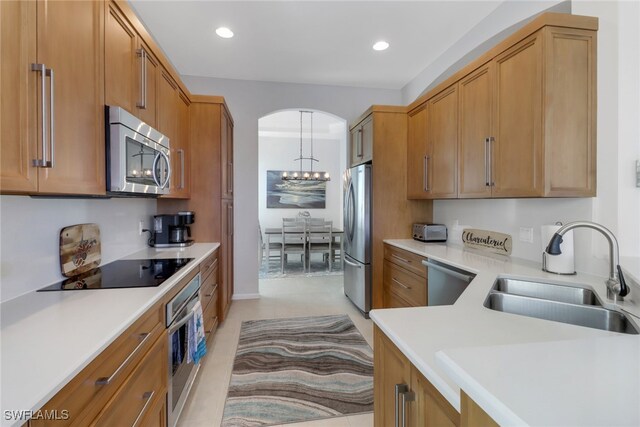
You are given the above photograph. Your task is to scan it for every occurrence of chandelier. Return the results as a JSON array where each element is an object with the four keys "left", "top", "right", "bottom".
[{"left": 281, "top": 110, "right": 330, "bottom": 181}]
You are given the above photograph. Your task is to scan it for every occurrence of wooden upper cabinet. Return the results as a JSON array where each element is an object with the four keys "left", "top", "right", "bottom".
[
  {"left": 492, "top": 32, "right": 544, "bottom": 197},
  {"left": 2, "top": 0, "right": 105, "bottom": 195},
  {"left": 407, "top": 104, "right": 428, "bottom": 199},
  {"left": 36, "top": 0, "right": 106, "bottom": 195},
  {"left": 136, "top": 39, "right": 159, "bottom": 128},
  {"left": 105, "top": 2, "right": 158, "bottom": 127},
  {"left": 0, "top": 0, "right": 38, "bottom": 193},
  {"left": 105, "top": 2, "right": 136, "bottom": 113},
  {"left": 458, "top": 64, "right": 493, "bottom": 198},
  {"left": 166, "top": 92, "right": 190, "bottom": 198},
  {"left": 349, "top": 115, "right": 373, "bottom": 167},
  {"left": 426, "top": 85, "right": 458, "bottom": 198},
  {"left": 221, "top": 106, "right": 234, "bottom": 199}
]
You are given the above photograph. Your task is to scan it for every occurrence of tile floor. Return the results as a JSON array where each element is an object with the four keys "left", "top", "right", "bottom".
[{"left": 177, "top": 274, "right": 374, "bottom": 427}]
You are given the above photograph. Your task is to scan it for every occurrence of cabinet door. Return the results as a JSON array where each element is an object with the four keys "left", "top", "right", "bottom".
[
  {"left": 374, "top": 327, "right": 412, "bottom": 427},
  {"left": 220, "top": 199, "right": 234, "bottom": 322},
  {"left": 360, "top": 115, "right": 373, "bottom": 163},
  {"left": 175, "top": 92, "right": 191, "bottom": 197},
  {"left": 458, "top": 64, "right": 493, "bottom": 198},
  {"left": 36, "top": 0, "right": 105, "bottom": 195},
  {"left": 136, "top": 40, "right": 158, "bottom": 128},
  {"left": 0, "top": 0, "right": 38, "bottom": 193},
  {"left": 349, "top": 126, "right": 360, "bottom": 167},
  {"left": 407, "top": 104, "right": 428, "bottom": 199},
  {"left": 427, "top": 85, "right": 458, "bottom": 198},
  {"left": 221, "top": 107, "right": 234, "bottom": 199},
  {"left": 105, "top": 2, "right": 136, "bottom": 113},
  {"left": 157, "top": 69, "right": 179, "bottom": 194},
  {"left": 410, "top": 367, "right": 460, "bottom": 427},
  {"left": 493, "top": 32, "right": 543, "bottom": 197}
]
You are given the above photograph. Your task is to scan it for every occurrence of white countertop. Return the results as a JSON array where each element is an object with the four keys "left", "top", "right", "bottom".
[
  {"left": 371, "top": 239, "right": 640, "bottom": 426},
  {"left": 0, "top": 243, "right": 219, "bottom": 427}
]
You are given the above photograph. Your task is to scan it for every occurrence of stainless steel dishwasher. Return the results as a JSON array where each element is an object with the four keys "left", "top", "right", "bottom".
[{"left": 421, "top": 259, "right": 475, "bottom": 305}]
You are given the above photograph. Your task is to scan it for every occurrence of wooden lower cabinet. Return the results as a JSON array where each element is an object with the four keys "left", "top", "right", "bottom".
[
  {"left": 374, "top": 326, "right": 460, "bottom": 427},
  {"left": 91, "top": 334, "right": 167, "bottom": 426},
  {"left": 383, "top": 244, "right": 428, "bottom": 308}
]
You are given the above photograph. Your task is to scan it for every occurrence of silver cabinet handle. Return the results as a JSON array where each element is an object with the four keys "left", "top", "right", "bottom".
[
  {"left": 391, "top": 253, "right": 411, "bottom": 264},
  {"left": 95, "top": 332, "right": 151, "bottom": 386},
  {"left": 47, "top": 68, "right": 55, "bottom": 167},
  {"left": 392, "top": 278, "right": 411, "bottom": 290},
  {"left": 357, "top": 128, "right": 363, "bottom": 157},
  {"left": 31, "top": 64, "right": 54, "bottom": 168},
  {"left": 422, "top": 260, "right": 475, "bottom": 283},
  {"left": 178, "top": 149, "right": 185, "bottom": 189},
  {"left": 400, "top": 389, "right": 415, "bottom": 427},
  {"left": 131, "top": 390, "right": 155, "bottom": 427},
  {"left": 136, "top": 48, "right": 147, "bottom": 109},
  {"left": 423, "top": 155, "right": 430, "bottom": 192},
  {"left": 394, "top": 384, "right": 409, "bottom": 427},
  {"left": 489, "top": 136, "right": 495, "bottom": 186},
  {"left": 484, "top": 137, "right": 490, "bottom": 187}
]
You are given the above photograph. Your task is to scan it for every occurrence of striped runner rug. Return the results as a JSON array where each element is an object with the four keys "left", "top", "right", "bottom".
[{"left": 221, "top": 315, "right": 373, "bottom": 426}]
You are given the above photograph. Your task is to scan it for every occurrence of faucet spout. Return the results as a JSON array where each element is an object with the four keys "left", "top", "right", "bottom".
[{"left": 544, "top": 221, "right": 629, "bottom": 300}]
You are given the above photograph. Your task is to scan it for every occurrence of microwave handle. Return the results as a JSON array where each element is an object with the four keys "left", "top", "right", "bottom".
[
  {"left": 151, "top": 153, "right": 162, "bottom": 188},
  {"left": 160, "top": 150, "right": 171, "bottom": 189}
]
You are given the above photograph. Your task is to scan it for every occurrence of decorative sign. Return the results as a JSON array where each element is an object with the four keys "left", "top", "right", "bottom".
[{"left": 462, "top": 228, "right": 512, "bottom": 255}]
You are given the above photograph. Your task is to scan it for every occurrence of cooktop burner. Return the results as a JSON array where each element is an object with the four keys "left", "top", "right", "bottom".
[{"left": 38, "top": 258, "right": 194, "bottom": 291}]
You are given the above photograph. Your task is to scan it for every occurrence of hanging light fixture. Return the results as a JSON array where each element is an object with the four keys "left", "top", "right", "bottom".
[{"left": 281, "top": 111, "right": 330, "bottom": 181}]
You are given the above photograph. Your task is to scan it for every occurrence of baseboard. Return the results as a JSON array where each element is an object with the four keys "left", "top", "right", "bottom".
[{"left": 232, "top": 293, "right": 261, "bottom": 300}]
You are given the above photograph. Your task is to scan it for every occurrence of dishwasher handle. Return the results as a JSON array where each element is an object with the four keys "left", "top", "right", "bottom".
[{"left": 422, "top": 260, "right": 474, "bottom": 283}]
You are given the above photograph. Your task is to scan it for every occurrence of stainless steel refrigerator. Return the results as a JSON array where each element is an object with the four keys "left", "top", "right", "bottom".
[{"left": 343, "top": 164, "right": 372, "bottom": 316}]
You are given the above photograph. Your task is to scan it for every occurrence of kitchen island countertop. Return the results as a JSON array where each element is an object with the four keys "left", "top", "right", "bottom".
[
  {"left": 0, "top": 243, "right": 219, "bottom": 427},
  {"left": 371, "top": 239, "right": 640, "bottom": 426}
]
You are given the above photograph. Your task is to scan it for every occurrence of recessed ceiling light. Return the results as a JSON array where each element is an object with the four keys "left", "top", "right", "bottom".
[
  {"left": 373, "top": 41, "right": 389, "bottom": 51},
  {"left": 216, "top": 27, "right": 234, "bottom": 39}
]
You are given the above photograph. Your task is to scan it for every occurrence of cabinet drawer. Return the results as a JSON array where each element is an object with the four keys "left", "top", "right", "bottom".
[
  {"left": 203, "top": 288, "right": 219, "bottom": 338},
  {"left": 384, "top": 244, "right": 427, "bottom": 278},
  {"left": 200, "top": 251, "right": 218, "bottom": 281},
  {"left": 199, "top": 266, "right": 218, "bottom": 311},
  {"left": 91, "top": 334, "right": 167, "bottom": 427},
  {"left": 383, "top": 260, "right": 426, "bottom": 307},
  {"left": 31, "top": 303, "right": 164, "bottom": 427}
]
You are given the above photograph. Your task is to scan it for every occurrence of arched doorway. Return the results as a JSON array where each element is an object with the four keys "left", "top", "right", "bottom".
[{"left": 257, "top": 109, "right": 348, "bottom": 283}]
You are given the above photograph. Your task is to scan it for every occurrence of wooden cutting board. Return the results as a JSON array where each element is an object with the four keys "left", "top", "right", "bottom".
[{"left": 60, "top": 223, "right": 101, "bottom": 277}]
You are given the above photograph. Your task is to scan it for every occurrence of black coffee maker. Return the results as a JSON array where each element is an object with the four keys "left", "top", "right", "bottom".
[{"left": 151, "top": 211, "right": 195, "bottom": 247}]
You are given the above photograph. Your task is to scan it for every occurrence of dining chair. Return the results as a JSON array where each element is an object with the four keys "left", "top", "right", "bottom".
[
  {"left": 282, "top": 218, "right": 307, "bottom": 273},
  {"left": 259, "top": 222, "right": 282, "bottom": 271},
  {"left": 307, "top": 220, "right": 333, "bottom": 272}
]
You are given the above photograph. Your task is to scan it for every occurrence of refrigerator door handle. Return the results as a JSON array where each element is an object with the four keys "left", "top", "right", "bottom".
[
  {"left": 348, "top": 182, "right": 356, "bottom": 243},
  {"left": 344, "top": 257, "right": 362, "bottom": 268}
]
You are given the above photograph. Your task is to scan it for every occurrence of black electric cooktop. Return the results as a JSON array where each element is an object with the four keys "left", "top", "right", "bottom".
[{"left": 38, "top": 258, "right": 194, "bottom": 292}]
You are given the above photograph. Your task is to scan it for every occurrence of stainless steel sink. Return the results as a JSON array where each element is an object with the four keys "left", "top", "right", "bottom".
[
  {"left": 492, "top": 278, "right": 601, "bottom": 306},
  {"left": 484, "top": 292, "right": 639, "bottom": 334}
]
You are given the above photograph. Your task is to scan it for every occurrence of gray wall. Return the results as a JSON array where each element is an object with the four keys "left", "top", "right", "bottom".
[{"left": 182, "top": 76, "right": 402, "bottom": 297}]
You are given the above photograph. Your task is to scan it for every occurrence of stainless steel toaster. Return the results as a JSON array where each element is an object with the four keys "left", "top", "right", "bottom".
[{"left": 412, "top": 223, "right": 447, "bottom": 242}]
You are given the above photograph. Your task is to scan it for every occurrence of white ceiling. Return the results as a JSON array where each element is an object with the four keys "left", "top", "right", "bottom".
[{"left": 129, "top": 1, "right": 503, "bottom": 89}]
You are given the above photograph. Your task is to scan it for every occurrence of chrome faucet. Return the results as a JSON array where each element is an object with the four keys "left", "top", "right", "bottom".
[{"left": 545, "top": 221, "right": 629, "bottom": 300}]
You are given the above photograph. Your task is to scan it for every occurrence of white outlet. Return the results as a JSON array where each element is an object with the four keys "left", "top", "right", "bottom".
[
  {"left": 138, "top": 220, "right": 145, "bottom": 236},
  {"left": 519, "top": 227, "right": 534, "bottom": 243}
]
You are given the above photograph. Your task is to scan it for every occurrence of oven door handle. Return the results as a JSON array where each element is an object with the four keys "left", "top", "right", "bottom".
[{"left": 168, "top": 310, "right": 196, "bottom": 335}]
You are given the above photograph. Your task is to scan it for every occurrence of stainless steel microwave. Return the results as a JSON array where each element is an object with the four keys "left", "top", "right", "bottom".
[{"left": 106, "top": 106, "right": 171, "bottom": 195}]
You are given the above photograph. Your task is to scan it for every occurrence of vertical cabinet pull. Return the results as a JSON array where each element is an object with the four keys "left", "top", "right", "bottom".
[
  {"left": 31, "top": 64, "right": 54, "bottom": 168},
  {"left": 178, "top": 149, "right": 185, "bottom": 189},
  {"left": 357, "top": 128, "right": 363, "bottom": 157},
  {"left": 423, "top": 155, "right": 430, "bottom": 192},
  {"left": 136, "top": 48, "right": 147, "bottom": 109},
  {"left": 489, "top": 136, "right": 495, "bottom": 187},
  {"left": 484, "top": 137, "right": 490, "bottom": 187},
  {"left": 394, "top": 383, "right": 414, "bottom": 427}
]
